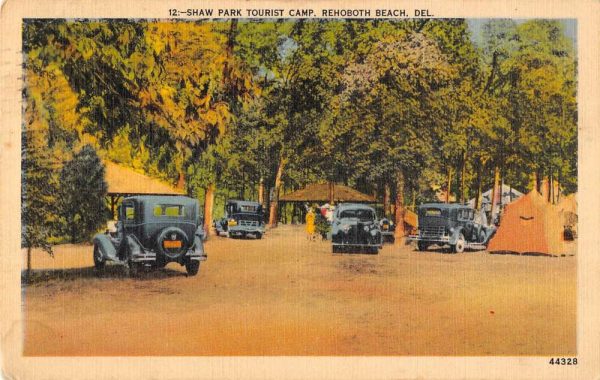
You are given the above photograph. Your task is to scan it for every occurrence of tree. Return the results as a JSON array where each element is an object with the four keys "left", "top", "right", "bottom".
[
  {"left": 330, "top": 31, "right": 456, "bottom": 240},
  {"left": 58, "top": 145, "right": 109, "bottom": 243},
  {"left": 21, "top": 130, "right": 57, "bottom": 277}
]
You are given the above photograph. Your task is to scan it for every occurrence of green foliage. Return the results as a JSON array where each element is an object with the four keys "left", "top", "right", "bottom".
[
  {"left": 58, "top": 145, "right": 109, "bottom": 243},
  {"left": 21, "top": 18, "right": 578, "bottom": 239}
]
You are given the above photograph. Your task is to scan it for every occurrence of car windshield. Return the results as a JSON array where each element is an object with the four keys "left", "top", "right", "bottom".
[
  {"left": 424, "top": 208, "right": 442, "bottom": 217},
  {"left": 239, "top": 204, "right": 258, "bottom": 213},
  {"left": 153, "top": 204, "right": 185, "bottom": 217},
  {"left": 339, "top": 209, "right": 374, "bottom": 221}
]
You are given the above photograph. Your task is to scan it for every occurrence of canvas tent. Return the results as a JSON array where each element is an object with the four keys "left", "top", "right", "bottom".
[
  {"left": 467, "top": 184, "right": 523, "bottom": 210},
  {"left": 487, "top": 190, "right": 571, "bottom": 256}
]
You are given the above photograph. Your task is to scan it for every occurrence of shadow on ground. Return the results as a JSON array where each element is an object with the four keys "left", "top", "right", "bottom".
[{"left": 22, "top": 265, "right": 186, "bottom": 285}]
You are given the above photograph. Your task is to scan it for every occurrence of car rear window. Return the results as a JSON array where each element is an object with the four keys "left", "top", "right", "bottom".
[{"left": 153, "top": 204, "right": 185, "bottom": 217}]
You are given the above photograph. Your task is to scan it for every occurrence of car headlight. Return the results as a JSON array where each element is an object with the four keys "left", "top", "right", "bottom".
[
  {"left": 341, "top": 224, "right": 351, "bottom": 232},
  {"left": 228, "top": 219, "right": 237, "bottom": 226},
  {"left": 449, "top": 227, "right": 454, "bottom": 234}
]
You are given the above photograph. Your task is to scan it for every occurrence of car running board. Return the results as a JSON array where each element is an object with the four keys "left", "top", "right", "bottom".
[{"left": 465, "top": 243, "right": 487, "bottom": 251}]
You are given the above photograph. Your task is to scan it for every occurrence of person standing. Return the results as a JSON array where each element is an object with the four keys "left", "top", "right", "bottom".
[{"left": 306, "top": 207, "right": 316, "bottom": 237}]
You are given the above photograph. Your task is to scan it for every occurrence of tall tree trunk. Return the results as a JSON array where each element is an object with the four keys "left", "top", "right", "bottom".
[
  {"left": 383, "top": 183, "right": 391, "bottom": 218},
  {"left": 203, "top": 183, "right": 215, "bottom": 236},
  {"left": 445, "top": 167, "right": 453, "bottom": 203},
  {"left": 489, "top": 166, "right": 500, "bottom": 225},
  {"left": 177, "top": 171, "right": 185, "bottom": 190},
  {"left": 258, "top": 177, "right": 264, "bottom": 205},
  {"left": 460, "top": 152, "right": 466, "bottom": 204},
  {"left": 394, "top": 171, "right": 406, "bottom": 243},
  {"left": 269, "top": 157, "right": 286, "bottom": 227},
  {"left": 475, "top": 163, "right": 482, "bottom": 210}
]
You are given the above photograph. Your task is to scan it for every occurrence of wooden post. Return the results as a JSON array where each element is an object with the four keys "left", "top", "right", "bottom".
[{"left": 328, "top": 182, "right": 335, "bottom": 205}]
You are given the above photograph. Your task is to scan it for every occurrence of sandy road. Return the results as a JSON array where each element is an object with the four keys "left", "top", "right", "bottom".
[{"left": 23, "top": 225, "right": 576, "bottom": 356}]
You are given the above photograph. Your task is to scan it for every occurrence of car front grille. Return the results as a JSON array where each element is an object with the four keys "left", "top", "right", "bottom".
[
  {"left": 239, "top": 220, "right": 259, "bottom": 227},
  {"left": 419, "top": 226, "right": 445, "bottom": 238}
]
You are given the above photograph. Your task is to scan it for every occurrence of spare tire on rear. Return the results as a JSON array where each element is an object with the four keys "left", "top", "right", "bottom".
[{"left": 156, "top": 227, "right": 189, "bottom": 260}]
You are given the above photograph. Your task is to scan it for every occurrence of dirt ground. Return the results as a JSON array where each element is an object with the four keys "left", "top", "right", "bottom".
[{"left": 22, "top": 225, "right": 576, "bottom": 356}]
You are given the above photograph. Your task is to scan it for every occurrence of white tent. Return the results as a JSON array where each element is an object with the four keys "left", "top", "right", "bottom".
[{"left": 468, "top": 184, "right": 524, "bottom": 212}]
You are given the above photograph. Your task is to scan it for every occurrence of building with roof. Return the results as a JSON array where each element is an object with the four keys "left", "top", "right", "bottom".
[{"left": 104, "top": 161, "right": 184, "bottom": 217}]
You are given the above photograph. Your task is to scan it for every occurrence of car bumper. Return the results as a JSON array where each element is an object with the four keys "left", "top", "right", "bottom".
[
  {"left": 229, "top": 226, "right": 264, "bottom": 234},
  {"left": 332, "top": 243, "right": 382, "bottom": 248},
  {"left": 407, "top": 235, "right": 450, "bottom": 243}
]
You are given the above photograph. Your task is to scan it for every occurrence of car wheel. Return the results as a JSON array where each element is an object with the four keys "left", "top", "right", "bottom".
[
  {"left": 417, "top": 241, "right": 428, "bottom": 251},
  {"left": 452, "top": 234, "right": 466, "bottom": 253},
  {"left": 185, "top": 260, "right": 200, "bottom": 276},
  {"left": 93, "top": 244, "right": 105, "bottom": 271}
]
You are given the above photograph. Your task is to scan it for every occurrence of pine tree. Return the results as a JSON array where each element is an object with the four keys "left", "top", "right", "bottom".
[{"left": 58, "top": 145, "right": 109, "bottom": 243}]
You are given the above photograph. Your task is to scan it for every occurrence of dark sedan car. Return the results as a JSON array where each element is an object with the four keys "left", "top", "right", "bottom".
[
  {"left": 411, "top": 203, "right": 495, "bottom": 253},
  {"left": 93, "top": 195, "right": 207, "bottom": 276},
  {"left": 331, "top": 203, "right": 383, "bottom": 254}
]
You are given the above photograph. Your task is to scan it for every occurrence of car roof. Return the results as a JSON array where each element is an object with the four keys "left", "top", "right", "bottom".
[
  {"left": 227, "top": 199, "right": 261, "bottom": 207},
  {"left": 124, "top": 195, "right": 197, "bottom": 206},
  {"left": 419, "top": 203, "right": 472, "bottom": 210}
]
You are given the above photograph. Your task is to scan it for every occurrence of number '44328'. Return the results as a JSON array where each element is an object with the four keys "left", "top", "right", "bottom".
[{"left": 549, "top": 358, "right": 577, "bottom": 365}]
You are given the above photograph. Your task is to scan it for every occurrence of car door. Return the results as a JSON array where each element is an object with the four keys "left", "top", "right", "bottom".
[{"left": 459, "top": 208, "right": 474, "bottom": 241}]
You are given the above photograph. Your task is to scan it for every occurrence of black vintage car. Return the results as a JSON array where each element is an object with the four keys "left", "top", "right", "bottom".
[
  {"left": 331, "top": 203, "right": 383, "bottom": 254},
  {"left": 214, "top": 200, "right": 265, "bottom": 239},
  {"left": 412, "top": 203, "right": 496, "bottom": 253},
  {"left": 93, "top": 195, "right": 207, "bottom": 276}
]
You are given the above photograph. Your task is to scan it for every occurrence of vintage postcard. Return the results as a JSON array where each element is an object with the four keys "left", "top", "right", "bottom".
[{"left": 1, "top": 0, "right": 599, "bottom": 378}]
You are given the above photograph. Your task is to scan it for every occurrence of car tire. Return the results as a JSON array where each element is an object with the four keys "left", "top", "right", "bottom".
[
  {"left": 155, "top": 257, "right": 167, "bottom": 269},
  {"left": 125, "top": 259, "right": 140, "bottom": 277},
  {"left": 93, "top": 244, "right": 106, "bottom": 271},
  {"left": 185, "top": 260, "right": 200, "bottom": 276},
  {"left": 417, "top": 241, "right": 428, "bottom": 251},
  {"left": 256, "top": 233, "right": 263, "bottom": 239},
  {"left": 452, "top": 233, "right": 466, "bottom": 253}
]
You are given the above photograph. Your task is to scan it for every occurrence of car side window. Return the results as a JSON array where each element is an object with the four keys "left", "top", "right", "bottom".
[{"left": 123, "top": 203, "right": 135, "bottom": 222}]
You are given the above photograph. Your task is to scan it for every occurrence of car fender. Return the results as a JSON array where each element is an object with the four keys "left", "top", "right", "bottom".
[
  {"left": 482, "top": 226, "right": 497, "bottom": 245},
  {"left": 93, "top": 234, "right": 117, "bottom": 261},
  {"left": 449, "top": 227, "right": 466, "bottom": 245}
]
